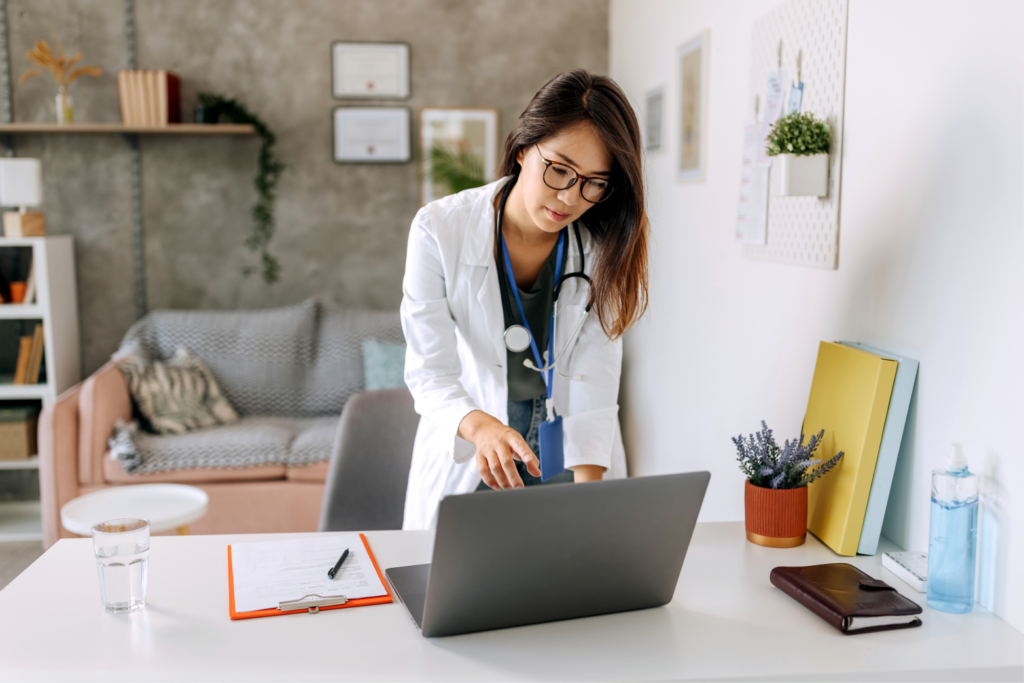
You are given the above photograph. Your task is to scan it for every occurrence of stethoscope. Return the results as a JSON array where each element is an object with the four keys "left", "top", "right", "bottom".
[{"left": 496, "top": 176, "right": 591, "bottom": 387}]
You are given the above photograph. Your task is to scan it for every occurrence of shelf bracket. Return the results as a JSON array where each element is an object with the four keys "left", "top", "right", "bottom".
[
  {"left": 0, "top": 0, "right": 15, "bottom": 156},
  {"left": 123, "top": 0, "right": 146, "bottom": 318}
]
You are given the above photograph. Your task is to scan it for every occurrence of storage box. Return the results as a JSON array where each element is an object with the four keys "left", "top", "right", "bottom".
[{"left": 0, "top": 405, "right": 40, "bottom": 460}]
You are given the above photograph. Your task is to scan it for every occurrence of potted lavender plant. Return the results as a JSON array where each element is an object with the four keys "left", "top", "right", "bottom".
[{"left": 733, "top": 421, "right": 843, "bottom": 548}]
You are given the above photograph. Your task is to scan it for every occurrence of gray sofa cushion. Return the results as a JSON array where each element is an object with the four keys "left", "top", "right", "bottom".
[
  {"left": 120, "top": 299, "right": 317, "bottom": 417},
  {"left": 119, "top": 299, "right": 405, "bottom": 418},
  {"left": 305, "top": 304, "right": 406, "bottom": 415},
  {"left": 109, "top": 416, "right": 338, "bottom": 474}
]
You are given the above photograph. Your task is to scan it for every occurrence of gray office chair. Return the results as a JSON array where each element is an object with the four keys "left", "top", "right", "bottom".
[{"left": 318, "top": 387, "right": 420, "bottom": 531}]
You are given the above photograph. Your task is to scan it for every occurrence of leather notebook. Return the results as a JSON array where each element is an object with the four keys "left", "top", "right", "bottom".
[{"left": 770, "top": 563, "right": 923, "bottom": 635}]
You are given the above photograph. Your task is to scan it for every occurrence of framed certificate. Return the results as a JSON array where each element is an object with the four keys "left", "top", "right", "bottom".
[
  {"left": 332, "top": 107, "right": 411, "bottom": 163},
  {"left": 332, "top": 42, "right": 410, "bottom": 99}
]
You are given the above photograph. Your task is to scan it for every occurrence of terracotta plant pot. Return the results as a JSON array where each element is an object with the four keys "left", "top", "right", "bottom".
[{"left": 744, "top": 479, "right": 807, "bottom": 548}]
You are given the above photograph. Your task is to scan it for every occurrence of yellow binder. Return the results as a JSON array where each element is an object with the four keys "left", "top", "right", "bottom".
[{"left": 804, "top": 342, "right": 897, "bottom": 556}]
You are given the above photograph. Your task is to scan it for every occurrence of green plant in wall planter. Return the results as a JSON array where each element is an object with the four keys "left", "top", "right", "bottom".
[
  {"left": 197, "top": 92, "right": 285, "bottom": 284},
  {"left": 423, "top": 141, "right": 486, "bottom": 196},
  {"left": 765, "top": 111, "right": 831, "bottom": 198}
]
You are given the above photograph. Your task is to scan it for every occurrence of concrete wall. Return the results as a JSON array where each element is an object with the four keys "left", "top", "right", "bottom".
[
  {"left": 6, "top": 0, "right": 609, "bottom": 375},
  {"left": 611, "top": 0, "right": 1023, "bottom": 631}
]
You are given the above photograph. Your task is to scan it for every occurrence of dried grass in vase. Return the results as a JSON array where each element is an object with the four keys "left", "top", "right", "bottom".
[{"left": 18, "top": 36, "right": 102, "bottom": 123}]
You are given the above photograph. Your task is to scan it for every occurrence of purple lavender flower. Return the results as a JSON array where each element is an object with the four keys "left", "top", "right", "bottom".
[{"left": 733, "top": 422, "right": 844, "bottom": 489}]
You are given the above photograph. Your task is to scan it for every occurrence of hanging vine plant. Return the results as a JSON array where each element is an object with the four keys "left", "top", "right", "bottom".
[{"left": 197, "top": 92, "right": 284, "bottom": 284}]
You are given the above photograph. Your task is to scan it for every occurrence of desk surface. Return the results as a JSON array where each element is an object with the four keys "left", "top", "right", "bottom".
[{"left": 0, "top": 522, "right": 1020, "bottom": 682}]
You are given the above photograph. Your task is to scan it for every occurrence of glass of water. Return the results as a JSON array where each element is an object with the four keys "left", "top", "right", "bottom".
[{"left": 92, "top": 518, "right": 149, "bottom": 614}]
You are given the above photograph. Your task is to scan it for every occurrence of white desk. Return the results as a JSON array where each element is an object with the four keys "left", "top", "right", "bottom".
[{"left": 0, "top": 522, "right": 1020, "bottom": 682}]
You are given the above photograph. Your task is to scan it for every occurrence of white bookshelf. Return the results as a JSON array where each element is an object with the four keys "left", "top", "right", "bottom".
[{"left": 0, "top": 236, "right": 80, "bottom": 542}]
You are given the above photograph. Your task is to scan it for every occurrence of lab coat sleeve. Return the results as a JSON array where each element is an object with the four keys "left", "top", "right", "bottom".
[
  {"left": 561, "top": 307, "right": 622, "bottom": 472},
  {"left": 401, "top": 208, "right": 480, "bottom": 462}
]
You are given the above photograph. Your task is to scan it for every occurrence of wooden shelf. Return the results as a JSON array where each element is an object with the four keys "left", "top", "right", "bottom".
[{"left": 0, "top": 123, "right": 256, "bottom": 135}]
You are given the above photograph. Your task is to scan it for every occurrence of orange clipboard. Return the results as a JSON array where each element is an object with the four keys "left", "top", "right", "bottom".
[{"left": 228, "top": 532, "right": 393, "bottom": 620}]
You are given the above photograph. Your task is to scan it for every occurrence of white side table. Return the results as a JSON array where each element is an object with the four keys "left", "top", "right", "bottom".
[{"left": 60, "top": 484, "right": 208, "bottom": 536}]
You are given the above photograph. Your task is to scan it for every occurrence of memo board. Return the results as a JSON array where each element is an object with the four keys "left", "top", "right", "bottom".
[{"left": 743, "top": 0, "right": 849, "bottom": 269}]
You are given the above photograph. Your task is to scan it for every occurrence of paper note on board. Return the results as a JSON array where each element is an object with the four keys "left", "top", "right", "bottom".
[
  {"left": 787, "top": 81, "right": 804, "bottom": 115},
  {"left": 736, "top": 120, "right": 769, "bottom": 244},
  {"left": 756, "top": 68, "right": 787, "bottom": 166}
]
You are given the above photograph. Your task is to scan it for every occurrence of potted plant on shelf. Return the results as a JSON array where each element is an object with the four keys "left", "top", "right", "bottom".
[
  {"left": 765, "top": 111, "right": 831, "bottom": 197},
  {"left": 733, "top": 421, "right": 843, "bottom": 548}
]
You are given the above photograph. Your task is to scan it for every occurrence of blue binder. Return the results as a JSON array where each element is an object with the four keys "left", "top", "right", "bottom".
[{"left": 839, "top": 341, "right": 919, "bottom": 556}]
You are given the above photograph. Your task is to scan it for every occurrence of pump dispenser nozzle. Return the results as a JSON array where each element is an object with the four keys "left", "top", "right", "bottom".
[{"left": 947, "top": 442, "right": 968, "bottom": 472}]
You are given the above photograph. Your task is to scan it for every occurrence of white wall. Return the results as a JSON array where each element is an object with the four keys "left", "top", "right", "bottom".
[{"left": 611, "top": 0, "right": 1023, "bottom": 631}]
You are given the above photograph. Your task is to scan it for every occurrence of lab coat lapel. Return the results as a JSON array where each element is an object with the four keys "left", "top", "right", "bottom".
[
  {"left": 477, "top": 262, "right": 507, "bottom": 366},
  {"left": 462, "top": 178, "right": 510, "bottom": 366}
]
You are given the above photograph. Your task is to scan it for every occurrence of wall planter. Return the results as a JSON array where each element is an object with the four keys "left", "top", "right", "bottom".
[
  {"left": 770, "top": 153, "right": 829, "bottom": 197},
  {"left": 744, "top": 480, "right": 807, "bottom": 548}
]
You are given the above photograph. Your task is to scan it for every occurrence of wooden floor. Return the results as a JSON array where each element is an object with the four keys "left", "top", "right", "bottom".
[{"left": 0, "top": 541, "right": 45, "bottom": 591}]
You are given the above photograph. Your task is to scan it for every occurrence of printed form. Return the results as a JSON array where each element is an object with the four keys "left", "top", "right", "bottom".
[{"left": 230, "top": 534, "right": 388, "bottom": 614}]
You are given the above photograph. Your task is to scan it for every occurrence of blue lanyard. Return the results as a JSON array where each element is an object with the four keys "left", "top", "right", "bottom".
[{"left": 499, "top": 228, "right": 565, "bottom": 399}]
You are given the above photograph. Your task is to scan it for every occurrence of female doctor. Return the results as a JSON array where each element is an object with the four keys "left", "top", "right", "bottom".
[{"left": 400, "top": 69, "right": 649, "bottom": 529}]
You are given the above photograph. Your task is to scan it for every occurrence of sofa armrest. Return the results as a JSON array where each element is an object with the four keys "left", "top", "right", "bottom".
[
  {"left": 39, "top": 383, "right": 83, "bottom": 549},
  {"left": 78, "top": 360, "right": 131, "bottom": 486}
]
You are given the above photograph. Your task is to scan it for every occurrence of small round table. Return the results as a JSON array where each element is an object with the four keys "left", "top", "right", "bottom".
[{"left": 61, "top": 484, "right": 209, "bottom": 536}]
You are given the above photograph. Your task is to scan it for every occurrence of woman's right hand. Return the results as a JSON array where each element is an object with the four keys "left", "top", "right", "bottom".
[{"left": 458, "top": 410, "right": 541, "bottom": 489}]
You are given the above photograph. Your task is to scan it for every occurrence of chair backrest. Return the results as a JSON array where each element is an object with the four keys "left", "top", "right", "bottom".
[{"left": 318, "top": 387, "right": 419, "bottom": 532}]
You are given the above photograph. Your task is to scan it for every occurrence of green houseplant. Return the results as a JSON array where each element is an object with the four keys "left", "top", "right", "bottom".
[
  {"left": 422, "top": 142, "right": 486, "bottom": 197},
  {"left": 765, "top": 111, "right": 831, "bottom": 197},
  {"left": 734, "top": 421, "right": 843, "bottom": 547},
  {"left": 197, "top": 92, "right": 284, "bottom": 284}
]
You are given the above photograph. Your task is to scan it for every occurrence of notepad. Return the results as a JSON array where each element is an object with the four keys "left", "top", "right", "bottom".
[{"left": 229, "top": 533, "right": 390, "bottom": 616}]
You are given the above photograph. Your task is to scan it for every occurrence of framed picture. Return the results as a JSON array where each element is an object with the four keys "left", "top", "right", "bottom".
[
  {"left": 333, "top": 107, "right": 411, "bottom": 163},
  {"left": 332, "top": 42, "right": 410, "bottom": 99},
  {"left": 677, "top": 30, "right": 709, "bottom": 182},
  {"left": 644, "top": 86, "right": 664, "bottom": 152},
  {"left": 420, "top": 108, "right": 499, "bottom": 205}
]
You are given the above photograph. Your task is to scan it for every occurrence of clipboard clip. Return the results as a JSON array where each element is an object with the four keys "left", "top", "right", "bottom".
[{"left": 278, "top": 594, "right": 349, "bottom": 614}]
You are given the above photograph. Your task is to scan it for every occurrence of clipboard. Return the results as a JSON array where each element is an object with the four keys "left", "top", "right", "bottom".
[{"left": 228, "top": 532, "right": 393, "bottom": 620}]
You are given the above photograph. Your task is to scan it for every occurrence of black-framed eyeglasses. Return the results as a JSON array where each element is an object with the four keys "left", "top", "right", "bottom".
[{"left": 535, "top": 144, "right": 613, "bottom": 204}]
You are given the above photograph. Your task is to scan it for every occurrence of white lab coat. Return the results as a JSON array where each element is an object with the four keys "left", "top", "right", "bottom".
[{"left": 400, "top": 177, "right": 627, "bottom": 530}]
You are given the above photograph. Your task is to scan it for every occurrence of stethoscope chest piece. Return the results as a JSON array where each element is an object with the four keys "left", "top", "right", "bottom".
[{"left": 504, "top": 325, "right": 532, "bottom": 353}]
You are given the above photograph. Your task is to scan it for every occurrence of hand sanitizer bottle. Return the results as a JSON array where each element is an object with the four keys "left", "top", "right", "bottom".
[{"left": 927, "top": 443, "right": 979, "bottom": 613}]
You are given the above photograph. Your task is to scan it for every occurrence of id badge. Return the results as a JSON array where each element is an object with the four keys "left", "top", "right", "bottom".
[{"left": 538, "top": 416, "right": 564, "bottom": 482}]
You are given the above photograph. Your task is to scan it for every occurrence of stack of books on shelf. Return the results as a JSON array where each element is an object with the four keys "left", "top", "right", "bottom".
[
  {"left": 12, "top": 323, "right": 44, "bottom": 385},
  {"left": 117, "top": 70, "right": 181, "bottom": 126},
  {"left": 803, "top": 341, "right": 920, "bottom": 557}
]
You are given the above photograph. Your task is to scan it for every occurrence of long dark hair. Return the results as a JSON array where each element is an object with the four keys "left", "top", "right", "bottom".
[{"left": 500, "top": 69, "right": 649, "bottom": 340}]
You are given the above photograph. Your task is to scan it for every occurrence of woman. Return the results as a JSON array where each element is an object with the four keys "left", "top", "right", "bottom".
[{"left": 401, "top": 69, "right": 649, "bottom": 529}]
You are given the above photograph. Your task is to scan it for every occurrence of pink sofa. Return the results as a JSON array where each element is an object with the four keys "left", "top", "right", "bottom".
[
  {"left": 39, "top": 360, "right": 329, "bottom": 548},
  {"left": 38, "top": 300, "right": 403, "bottom": 549}
]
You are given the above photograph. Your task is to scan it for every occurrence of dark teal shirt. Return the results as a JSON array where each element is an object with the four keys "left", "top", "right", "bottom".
[{"left": 501, "top": 244, "right": 560, "bottom": 401}]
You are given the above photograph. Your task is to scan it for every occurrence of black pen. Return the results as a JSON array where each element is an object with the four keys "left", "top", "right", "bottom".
[{"left": 327, "top": 548, "right": 350, "bottom": 579}]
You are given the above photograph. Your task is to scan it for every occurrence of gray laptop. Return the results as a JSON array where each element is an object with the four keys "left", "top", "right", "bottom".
[{"left": 385, "top": 471, "right": 710, "bottom": 637}]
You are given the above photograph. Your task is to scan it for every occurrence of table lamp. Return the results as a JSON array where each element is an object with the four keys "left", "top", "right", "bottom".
[{"left": 0, "top": 158, "right": 45, "bottom": 237}]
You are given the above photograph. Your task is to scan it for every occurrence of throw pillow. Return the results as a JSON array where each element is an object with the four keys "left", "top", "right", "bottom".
[
  {"left": 118, "top": 347, "right": 239, "bottom": 435},
  {"left": 362, "top": 339, "right": 407, "bottom": 391}
]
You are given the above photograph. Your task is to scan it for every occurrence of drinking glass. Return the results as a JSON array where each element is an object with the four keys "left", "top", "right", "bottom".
[{"left": 92, "top": 518, "right": 149, "bottom": 614}]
